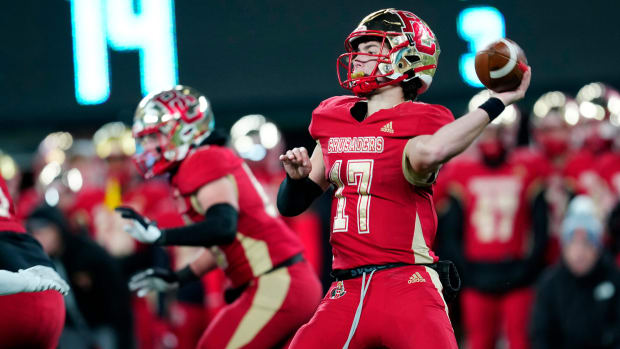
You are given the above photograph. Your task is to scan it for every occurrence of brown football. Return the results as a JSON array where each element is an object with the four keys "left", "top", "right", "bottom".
[{"left": 475, "top": 38, "right": 528, "bottom": 92}]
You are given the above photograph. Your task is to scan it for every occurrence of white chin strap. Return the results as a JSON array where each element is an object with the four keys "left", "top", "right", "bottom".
[{"left": 342, "top": 269, "right": 376, "bottom": 349}]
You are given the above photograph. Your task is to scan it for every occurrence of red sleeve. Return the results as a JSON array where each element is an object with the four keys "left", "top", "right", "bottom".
[
  {"left": 308, "top": 97, "right": 331, "bottom": 139},
  {"left": 172, "top": 146, "right": 243, "bottom": 195},
  {"left": 309, "top": 96, "right": 360, "bottom": 140},
  {"left": 406, "top": 103, "right": 454, "bottom": 137},
  {"left": 512, "top": 148, "right": 552, "bottom": 177}
]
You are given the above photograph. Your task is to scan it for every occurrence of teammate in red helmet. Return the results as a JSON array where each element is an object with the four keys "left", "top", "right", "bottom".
[
  {"left": 277, "top": 8, "right": 531, "bottom": 348},
  {"left": 438, "top": 91, "right": 548, "bottom": 349},
  {"left": 118, "top": 85, "right": 322, "bottom": 348}
]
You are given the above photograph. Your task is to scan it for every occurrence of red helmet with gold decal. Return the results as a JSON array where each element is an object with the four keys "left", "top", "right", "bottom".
[
  {"left": 132, "top": 85, "right": 214, "bottom": 179},
  {"left": 337, "top": 8, "right": 440, "bottom": 96},
  {"left": 531, "top": 91, "right": 580, "bottom": 158}
]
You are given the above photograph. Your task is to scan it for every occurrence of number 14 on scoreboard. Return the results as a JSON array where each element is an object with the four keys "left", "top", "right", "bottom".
[{"left": 69, "top": 0, "right": 179, "bottom": 105}]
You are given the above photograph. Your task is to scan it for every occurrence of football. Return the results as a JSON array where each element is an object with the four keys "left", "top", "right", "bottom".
[{"left": 475, "top": 38, "right": 528, "bottom": 92}]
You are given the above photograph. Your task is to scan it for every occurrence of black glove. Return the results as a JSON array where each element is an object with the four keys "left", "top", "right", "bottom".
[
  {"left": 115, "top": 206, "right": 163, "bottom": 244},
  {"left": 128, "top": 268, "right": 179, "bottom": 297},
  {"left": 128, "top": 266, "right": 200, "bottom": 297}
]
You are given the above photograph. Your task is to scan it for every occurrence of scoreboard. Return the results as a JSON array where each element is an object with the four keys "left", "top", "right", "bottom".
[{"left": 0, "top": 0, "right": 619, "bottom": 127}]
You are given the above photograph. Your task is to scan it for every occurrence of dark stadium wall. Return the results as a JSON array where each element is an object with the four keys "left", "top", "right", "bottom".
[{"left": 0, "top": 0, "right": 618, "bottom": 153}]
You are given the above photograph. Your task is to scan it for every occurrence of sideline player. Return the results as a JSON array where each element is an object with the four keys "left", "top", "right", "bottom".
[
  {"left": 0, "top": 175, "right": 69, "bottom": 348},
  {"left": 438, "top": 91, "right": 548, "bottom": 349},
  {"left": 277, "top": 8, "right": 531, "bottom": 348},
  {"left": 116, "top": 85, "right": 322, "bottom": 348}
]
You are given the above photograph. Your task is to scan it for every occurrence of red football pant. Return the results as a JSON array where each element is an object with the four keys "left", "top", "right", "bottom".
[
  {"left": 0, "top": 290, "right": 65, "bottom": 349},
  {"left": 462, "top": 287, "right": 534, "bottom": 349},
  {"left": 197, "top": 260, "right": 322, "bottom": 348},
  {"left": 290, "top": 265, "right": 457, "bottom": 349},
  {"left": 283, "top": 212, "right": 324, "bottom": 275},
  {"left": 169, "top": 301, "right": 208, "bottom": 349}
]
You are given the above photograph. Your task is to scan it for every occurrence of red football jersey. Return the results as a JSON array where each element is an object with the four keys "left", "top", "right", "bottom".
[
  {"left": 309, "top": 96, "right": 454, "bottom": 270},
  {"left": 123, "top": 179, "right": 178, "bottom": 221},
  {"left": 0, "top": 177, "right": 25, "bottom": 233},
  {"left": 513, "top": 148, "right": 566, "bottom": 234},
  {"left": 563, "top": 149, "right": 613, "bottom": 218},
  {"left": 250, "top": 167, "right": 325, "bottom": 276},
  {"left": 593, "top": 152, "right": 620, "bottom": 215},
  {"left": 171, "top": 145, "right": 304, "bottom": 287},
  {"left": 446, "top": 154, "right": 544, "bottom": 262},
  {"left": 513, "top": 147, "right": 568, "bottom": 263},
  {"left": 595, "top": 152, "right": 620, "bottom": 197},
  {"left": 563, "top": 149, "right": 599, "bottom": 195}
]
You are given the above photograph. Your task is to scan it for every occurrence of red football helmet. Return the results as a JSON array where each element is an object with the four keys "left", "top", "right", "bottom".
[
  {"left": 0, "top": 149, "right": 20, "bottom": 201},
  {"left": 93, "top": 122, "right": 136, "bottom": 187},
  {"left": 0, "top": 150, "right": 19, "bottom": 183},
  {"left": 132, "top": 85, "right": 214, "bottom": 179},
  {"left": 35, "top": 132, "right": 74, "bottom": 192},
  {"left": 33, "top": 132, "right": 95, "bottom": 209},
  {"left": 575, "top": 82, "right": 620, "bottom": 153},
  {"left": 468, "top": 90, "right": 521, "bottom": 162},
  {"left": 93, "top": 122, "right": 135, "bottom": 160},
  {"left": 337, "top": 9, "right": 440, "bottom": 96},
  {"left": 230, "top": 114, "right": 283, "bottom": 161},
  {"left": 531, "top": 91, "right": 580, "bottom": 159}
]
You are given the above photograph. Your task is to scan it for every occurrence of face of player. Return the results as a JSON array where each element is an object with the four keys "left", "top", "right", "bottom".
[
  {"left": 562, "top": 228, "right": 600, "bottom": 277},
  {"left": 535, "top": 113, "right": 570, "bottom": 158},
  {"left": 582, "top": 120, "right": 613, "bottom": 154},
  {"left": 477, "top": 126, "right": 507, "bottom": 165},
  {"left": 30, "top": 224, "right": 63, "bottom": 257},
  {"left": 138, "top": 133, "right": 160, "bottom": 153},
  {"left": 352, "top": 40, "right": 389, "bottom": 82},
  {"left": 135, "top": 133, "right": 163, "bottom": 173},
  {"left": 70, "top": 156, "right": 106, "bottom": 190}
]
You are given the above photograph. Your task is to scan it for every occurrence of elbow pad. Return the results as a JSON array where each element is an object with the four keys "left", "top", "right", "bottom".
[
  {"left": 159, "top": 203, "right": 238, "bottom": 247},
  {"left": 277, "top": 175, "right": 324, "bottom": 217}
]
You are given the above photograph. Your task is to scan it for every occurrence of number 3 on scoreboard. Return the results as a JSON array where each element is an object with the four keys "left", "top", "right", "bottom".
[{"left": 329, "top": 159, "right": 374, "bottom": 234}]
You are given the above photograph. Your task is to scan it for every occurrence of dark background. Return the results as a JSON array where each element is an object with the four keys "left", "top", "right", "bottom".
[{"left": 1, "top": 1, "right": 619, "bottom": 159}]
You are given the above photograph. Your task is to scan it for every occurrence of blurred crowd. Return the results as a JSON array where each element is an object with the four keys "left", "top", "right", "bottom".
[{"left": 1, "top": 81, "right": 620, "bottom": 349}]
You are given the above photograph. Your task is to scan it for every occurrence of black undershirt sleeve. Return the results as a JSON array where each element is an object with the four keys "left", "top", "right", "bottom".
[
  {"left": 277, "top": 174, "right": 325, "bottom": 217},
  {"left": 158, "top": 203, "right": 238, "bottom": 246},
  {"left": 0, "top": 231, "right": 55, "bottom": 271}
]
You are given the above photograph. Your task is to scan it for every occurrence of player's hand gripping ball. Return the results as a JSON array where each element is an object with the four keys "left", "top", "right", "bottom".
[{"left": 475, "top": 38, "right": 528, "bottom": 92}]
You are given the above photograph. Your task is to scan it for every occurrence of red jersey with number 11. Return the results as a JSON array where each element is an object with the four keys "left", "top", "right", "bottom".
[{"left": 309, "top": 96, "right": 454, "bottom": 270}]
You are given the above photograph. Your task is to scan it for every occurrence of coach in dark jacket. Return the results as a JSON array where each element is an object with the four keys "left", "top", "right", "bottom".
[{"left": 531, "top": 196, "right": 620, "bottom": 349}]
